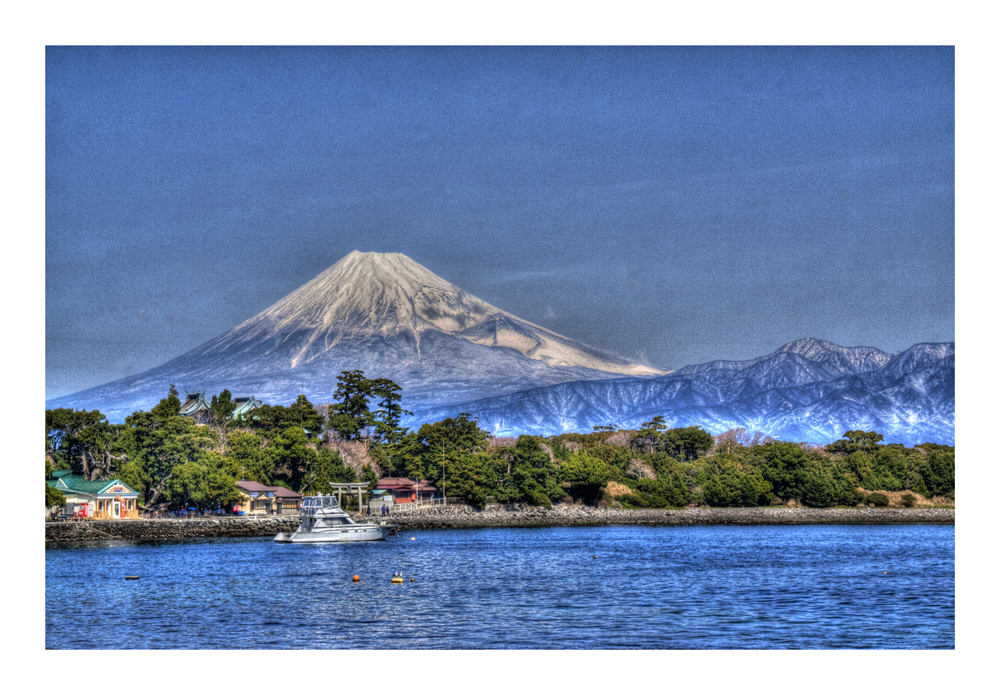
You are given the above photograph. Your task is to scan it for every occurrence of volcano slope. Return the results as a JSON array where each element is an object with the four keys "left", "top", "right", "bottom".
[{"left": 47, "top": 251, "right": 664, "bottom": 422}]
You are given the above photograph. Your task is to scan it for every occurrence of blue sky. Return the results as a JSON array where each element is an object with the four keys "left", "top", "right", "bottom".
[{"left": 46, "top": 46, "right": 954, "bottom": 399}]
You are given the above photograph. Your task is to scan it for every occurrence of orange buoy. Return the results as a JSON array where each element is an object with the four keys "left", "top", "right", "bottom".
[
  {"left": 411, "top": 578, "right": 415, "bottom": 582},
  {"left": 411, "top": 537, "right": 416, "bottom": 540},
  {"left": 352, "top": 575, "right": 360, "bottom": 582}
]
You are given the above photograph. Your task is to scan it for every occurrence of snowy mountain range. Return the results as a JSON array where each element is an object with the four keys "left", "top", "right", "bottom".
[
  {"left": 46, "top": 251, "right": 664, "bottom": 422},
  {"left": 46, "top": 251, "right": 954, "bottom": 444},
  {"left": 406, "top": 339, "right": 955, "bottom": 446}
]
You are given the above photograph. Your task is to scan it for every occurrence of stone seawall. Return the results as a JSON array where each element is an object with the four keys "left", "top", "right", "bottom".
[
  {"left": 389, "top": 504, "right": 955, "bottom": 530},
  {"left": 45, "top": 516, "right": 298, "bottom": 543},
  {"left": 45, "top": 506, "right": 954, "bottom": 543}
]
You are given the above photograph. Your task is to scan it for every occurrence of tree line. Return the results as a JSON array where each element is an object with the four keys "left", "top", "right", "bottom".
[{"left": 45, "top": 371, "right": 956, "bottom": 511}]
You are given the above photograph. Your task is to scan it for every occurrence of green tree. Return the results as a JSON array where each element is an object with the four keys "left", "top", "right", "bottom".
[
  {"left": 664, "top": 427, "right": 714, "bottom": 462},
  {"left": 800, "top": 466, "right": 838, "bottom": 507},
  {"left": 248, "top": 396, "right": 325, "bottom": 440},
  {"left": 417, "top": 413, "right": 491, "bottom": 454},
  {"left": 301, "top": 448, "right": 356, "bottom": 495},
  {"left": 329, "top": 370, "right": 375, "bottom": 440},
  {"left": 757, "top": 442, "right": 810, "bottom": 501},
  {"left": 827, "top": 430, "right": 885, "bottom": 454},
  {"left": 270, "top": 426, "right": 317, "bottom": 491},
  {"left": 46, "top": 483, "right": 66, "bottom": 508},
  {"left": 121, "top": 387, "right": 218, "bottom": 505},
  {"left": 329, "top": 371, "right": 411, "bottom": 443},
  {"left": 509, "top": 436, "right": 564, "bottom": 507},
  {"left": 361, "top": 463, "right": 378, "bottom": 490},
  {"left": 209, "top": 389, "right": 236, "bottom": 426},
  {"left": 559, "top": 451, "right": 612, "bottom": 500},
  {"left": 702, "top": 458, "right": 772, "bottom": 507},
  {"left": 222, "top": 431, "right": 275, "bottom": 484},
  {"left": 631, "top": 416, "right": 668, "bottom": 453},
  {"left": 45, "top": 408, "right": 127, "bottom": 480},
  {"left": 165, "top": 452, "right": 240, "bottom": 511},
  {"left": 437, "top": 451, "right": 499, "bottom": 508},
  {"left": 926, "top": 450, "right": 955, "bottom": 497}
]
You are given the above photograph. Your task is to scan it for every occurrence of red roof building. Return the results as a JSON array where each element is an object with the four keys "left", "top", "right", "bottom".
[{"left": 376, "top": 477, "right": 439, "bottom": 504}]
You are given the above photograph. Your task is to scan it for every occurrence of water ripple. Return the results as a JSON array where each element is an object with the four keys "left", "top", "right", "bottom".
[{"left": 46, "top": 524, "right": 953, "bottom": 649}]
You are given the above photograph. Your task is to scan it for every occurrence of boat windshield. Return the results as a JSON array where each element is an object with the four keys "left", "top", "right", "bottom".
[{"left": 303, "top": 497, "right": 342, "bottom": 509}]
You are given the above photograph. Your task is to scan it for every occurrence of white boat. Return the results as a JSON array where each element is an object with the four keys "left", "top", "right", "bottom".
[{"left": 274, "top": 493, "right": 393, "bottom": 543}]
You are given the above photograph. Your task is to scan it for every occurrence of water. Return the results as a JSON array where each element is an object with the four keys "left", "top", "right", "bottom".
[{"left": 45, "top": 524, "right": 954, "bottom": 649}]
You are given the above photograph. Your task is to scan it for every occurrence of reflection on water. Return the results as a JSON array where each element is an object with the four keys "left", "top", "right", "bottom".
[{"left": 46, "top": 525, "right": 954, "bottom": 649}]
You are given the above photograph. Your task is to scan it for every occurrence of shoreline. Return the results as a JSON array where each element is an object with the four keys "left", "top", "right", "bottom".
[
  {"left": 45, "top": 506, "right": 954, "bottom": 543},
  {"left": 389, "top": 504, "right": 954, "bottom": 530}
]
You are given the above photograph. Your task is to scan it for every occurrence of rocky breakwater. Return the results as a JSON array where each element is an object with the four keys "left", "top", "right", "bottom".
[
  {"left": 45, "top": 517, "right": 299, "bottom": 543},
  {"left": 389, "top": 504, "right": 955, "bottom": 530}
]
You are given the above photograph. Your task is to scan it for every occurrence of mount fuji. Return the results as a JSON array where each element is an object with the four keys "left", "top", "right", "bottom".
[{"left": 46, "top": 251, "right": 665, "bottom": 422}]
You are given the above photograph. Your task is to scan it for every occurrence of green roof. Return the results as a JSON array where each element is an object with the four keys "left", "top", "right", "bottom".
[{"left": 46, "top": 473, "right": 136, "bottom": 496}]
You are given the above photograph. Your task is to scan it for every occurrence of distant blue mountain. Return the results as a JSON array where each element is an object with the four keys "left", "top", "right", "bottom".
[{"left": 404, "top": 339, "right": 955, "bottom": 446}]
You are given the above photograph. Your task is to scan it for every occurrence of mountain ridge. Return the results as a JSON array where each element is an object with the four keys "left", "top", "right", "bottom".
[{"left": 405, "top": 341, "right": 955, "bottom": 446}]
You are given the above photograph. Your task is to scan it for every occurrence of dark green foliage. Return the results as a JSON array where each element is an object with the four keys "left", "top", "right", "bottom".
[
  {"left": 550, "top": 440, "right": 573, "bottom": 462},
  {"left": 631, "top": 423, "right": 712, "bottom": 461},
  {"left": 209, "top": 389, "right": 236, "bottom": 425},
  {"left": 44, "top": 383, "right": 956, "bottom": 513},
  {"left": 868, "top": 492, "right": 890, "bottom": 507},
  {"left": 223, "top": 432, "right": 275, "bottom": 485},
  {"left": 901, "top": 493, "right": 917, "bottom": 507},
  {"left": 166, "top": 452, "right": 240, "bottom": 511},
  {"left": 270, "top": 426, "right": 317, "bottom": 492},
  {"left": 586, "top": 443, "right": 633, "bottom": 480},
  {"left": 361, "top": 463, "right": 378, "bottom": 490},
  {"left": 436, "top": 451, "right": 498, "bottom": 508},
  {"left": 631, "top": 416, "right": 668, "bottom": 453},
  {"left": 644, "top": 452, "right": 682, "bottom": 478},
  {"left": 702, "top": 461, "right": 772, "bottom": 507},
  {"left": 634, "top": 474, "right": 690, "bottom": 507},
  {"left": 559, "top": 451, "right": 612, "bottom": 501},
  {"left": 665, "top": 426, "right": 715, "bottom": 462},
  {"left": 618, "top": 492, "right": 652, "bottom": 508},
  {"left": 289, "top": 395, "right": 326, "bottom": 436},
  {"left": 329, "top": 371, "right": 411, "bottom": 444},
  {"left": 926, "top": 450, "right": 955, "bottom": 497},
  {"left": 826, "top": 430, "right": 884, "bottom": 454},
  {"left": 507, "top": 436, "right": 564, "bottom": 507},
  {"left": 304, "top": 448, "right": 356, "bottom": 495},
  {"left": 45, "top": 407, "right": 127, "bottom": 480},
  {"left": 151, "top": 385, "right": 182, "bottom": 419},
  {"left": 756, "top": 442, "right": 810, "bottom": 501},
  {"left": 121, "top": 387, "right": 218, "bottom": 505},
  {"left": 417, "top": 413, "right": 490, "bottom": 455},
  {"left": 46, "top": 483, "right": 66, "bottom": 507},
  {"left": 800, "top": 466, "right": 838, "bottom": 508},
  {"left": 247, "top": 395, "right": 325, "bottom": 440}
]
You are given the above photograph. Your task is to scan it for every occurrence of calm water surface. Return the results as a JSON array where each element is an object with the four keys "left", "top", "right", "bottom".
[{"left": 45, "top": 524, "right": 954, "bottom": 649}]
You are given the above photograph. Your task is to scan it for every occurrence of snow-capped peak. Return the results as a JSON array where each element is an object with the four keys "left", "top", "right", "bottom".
[{"left": 215, "top": 251, "right": 665, "bottom": 377}]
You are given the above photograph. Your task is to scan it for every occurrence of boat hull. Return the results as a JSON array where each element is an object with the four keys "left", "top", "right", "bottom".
[{"left": 274, "top": 524, "right": 391, "bottom": 543}]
